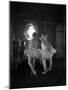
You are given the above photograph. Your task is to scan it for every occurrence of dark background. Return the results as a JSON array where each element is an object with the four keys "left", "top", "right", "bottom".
[{"left": 10, "top": 1, "right": 66, "bottom": 89}]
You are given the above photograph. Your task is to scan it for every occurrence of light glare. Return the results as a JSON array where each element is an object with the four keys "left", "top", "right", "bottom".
[{"left": 27, "top": 24, "right": 36, "bottom": 40}]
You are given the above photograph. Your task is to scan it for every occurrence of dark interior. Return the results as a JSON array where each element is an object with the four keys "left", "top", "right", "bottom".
[{"left": 10, "top": 1, "right": 66, "bottom": 89}]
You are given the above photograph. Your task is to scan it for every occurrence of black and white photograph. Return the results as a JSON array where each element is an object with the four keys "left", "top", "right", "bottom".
[{"left": 9, "top": 1, "right": 66, "bottom": 89}]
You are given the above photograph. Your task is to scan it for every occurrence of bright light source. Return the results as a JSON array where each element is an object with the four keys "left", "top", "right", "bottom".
[{"left": 25, "top": 24, "right": 36, "bottom": 40}]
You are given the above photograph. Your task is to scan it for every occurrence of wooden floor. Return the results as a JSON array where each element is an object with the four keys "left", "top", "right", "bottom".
[{"left": 10, "top": 58, "right": 66, "bottom": 89}]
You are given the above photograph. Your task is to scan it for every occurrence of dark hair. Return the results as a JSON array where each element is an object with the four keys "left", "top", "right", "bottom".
[{"left": 32, "top": 32, "right": 37, "bottom": 38}]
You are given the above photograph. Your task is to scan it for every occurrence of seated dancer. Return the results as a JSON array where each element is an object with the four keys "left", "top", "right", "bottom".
[
  {"left": 40, "top": 34, "right": 56, "bottom": 74},
  {"left": 24, "top": 23, "right": 41, "bottom": 75}
]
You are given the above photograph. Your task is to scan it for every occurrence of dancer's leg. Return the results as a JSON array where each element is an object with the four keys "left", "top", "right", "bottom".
[
  {"left": 28, "top": 56, "right": 36, "bottom": 75},
  {"left": 42, "top": 59, "right": 47, "bottom": 74},
  {"left": 48, "top": 58, "right": 52, "bottom": 71}
]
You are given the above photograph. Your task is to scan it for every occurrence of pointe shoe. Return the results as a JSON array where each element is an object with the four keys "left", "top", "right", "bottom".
[
  {"left": 31, "top": 71, "right": 37, "bottom": 76},
  {"left": 48, "top": 67, "right": 52, "bottom": 71},
  {"left": 41, "top": 71, "right": 47, "bottom": 74}
]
